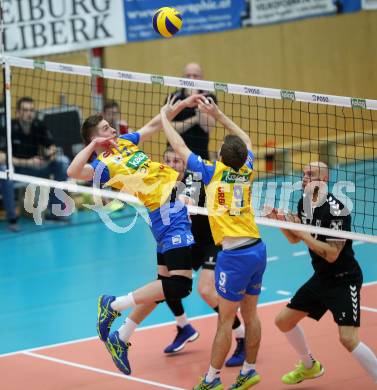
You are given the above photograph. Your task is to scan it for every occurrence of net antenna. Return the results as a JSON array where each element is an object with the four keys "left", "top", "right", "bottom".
[{"left": 3, "top": 55, "right": 377, "bottom": 243}]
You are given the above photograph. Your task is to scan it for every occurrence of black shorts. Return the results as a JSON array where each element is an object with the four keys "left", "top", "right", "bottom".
[
  {"left": 191, "top": 243, "right": 221, "bottom": 271},
  {"left": 157, "top": 246, "right": 192, "bottom": 271},
  {"left": 287, "top": 272, "right": 363, "bottom": 326}
]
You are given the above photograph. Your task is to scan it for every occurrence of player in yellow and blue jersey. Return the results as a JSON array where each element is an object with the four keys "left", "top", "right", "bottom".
[
  {"left": 67, "top": 94, "right": 202, "bottom": 376},
  {"left": 161, "top": 96, "right": 267, "bottom": 390}
]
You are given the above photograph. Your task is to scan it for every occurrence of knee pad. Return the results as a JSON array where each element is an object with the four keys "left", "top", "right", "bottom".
[
  {"left": 155, "top": 274, "right": 167, "bottom": 304},
  {"left": 161, "top": 275, "right": 192, "bottom": 300}
]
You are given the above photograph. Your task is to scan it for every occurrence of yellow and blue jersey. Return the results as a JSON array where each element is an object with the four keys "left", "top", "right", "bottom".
[
  {"left": 187, "top": 150, "right": 260, "bottom": 245},
  {"left": 90, "top": 133, "right": 193, "bottom": 253},
  {"left": 90, "top": 133, "right": 178, "bottom": 212}
]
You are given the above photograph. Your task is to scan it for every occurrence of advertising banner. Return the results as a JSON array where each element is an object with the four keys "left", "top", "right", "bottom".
[
  {"left": 124, "top": 0, "right": 246, "bottom": 42},
  {"left": 3, "top": 0, "right": 126, "bottom": 57},
  {"left": 361, "top": 0, "right": 377, "bottom": 9},
  {"left": 246, "top": 0, "right": 337, "bottom": 26}
]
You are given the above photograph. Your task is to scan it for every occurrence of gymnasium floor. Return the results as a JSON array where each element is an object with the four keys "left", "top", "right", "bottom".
[{"left": 0, "top": 209, "right": 376, "bottom": 389}]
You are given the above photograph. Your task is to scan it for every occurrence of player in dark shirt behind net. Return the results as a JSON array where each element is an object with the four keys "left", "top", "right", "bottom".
[
  {"left": 163, "top": 146, "right": 246, "bottom": 367},
  {"left": 167, "top": 63, "right": 216, "bottom": 159},
  {"left": 267, "top": 161, "right": 377, "bottom": 385}
]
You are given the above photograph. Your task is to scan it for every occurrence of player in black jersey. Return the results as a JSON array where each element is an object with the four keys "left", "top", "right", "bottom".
[
  {"left": 267, "top": 161, "right": 377, "bottom": 385},
  {"left": 162, "top": 147, "right": 246, "bottom": 367}
]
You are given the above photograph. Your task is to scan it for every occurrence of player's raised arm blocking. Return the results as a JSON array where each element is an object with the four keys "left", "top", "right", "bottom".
[
  {"left": 67, "top": 94, "right": 204, "bottom": 182},
  {"left": 198, "top": 97, "right": 252, "bottom": 150},
  {"left": 160, "top": 95, "right": 207, "bottom": 164},
  {"left": 137, "top": 93, "right": 204, "bottom": 143}
]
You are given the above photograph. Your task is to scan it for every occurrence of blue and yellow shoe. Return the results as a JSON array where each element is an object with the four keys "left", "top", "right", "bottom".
[
  {"left": 228, "top": 369, "right": 261, "bottom": 389},
  {"left": 225, "top": 338, "right": 245, "bottom": 367},
  {"left": 193, "top": 376, "right": 223, "bottom": 390},
  {"left": 105, "top": 331, "right": 131, "bottom": 375},
  {"left": 164, "top": 324, "right": 199, "bottom": 353},
  {"left": 97, "top": 295, "right": 120, "bottom": 341}
]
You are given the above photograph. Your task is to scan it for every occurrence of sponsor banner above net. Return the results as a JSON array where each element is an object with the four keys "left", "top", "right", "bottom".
[
  {"left": 5, "top": 55, "right": 377, "bottom": 111},
  {"left": 3, "top": 0, "right": 126, "bottom": 57},
  {"left": 247, "top": 0, "right": 337, "bottom": 26}
]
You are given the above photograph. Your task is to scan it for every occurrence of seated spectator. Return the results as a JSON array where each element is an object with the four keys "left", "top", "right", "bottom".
[
  {"left": 0, "top": 97, "right": 70, "bottom": 231},
  {"left": 103, "top": 100, "right": 130, "bottom": 135}
]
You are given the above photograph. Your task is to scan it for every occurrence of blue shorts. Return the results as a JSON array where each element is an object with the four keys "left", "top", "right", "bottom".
[
  {"left": 215, "top": 240, "right": 267, "bottom": 302},
  {"left": 149, "top": 203, "right": 194, "bottom": 254}
]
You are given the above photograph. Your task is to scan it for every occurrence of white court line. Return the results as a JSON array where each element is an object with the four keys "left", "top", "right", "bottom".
[
  {"left": 361, "top": 306, "right": 377, "bottom": 313},
  {"left": 23, "top": 351, "right": 185, "bottom": 390},
  {"left": 1, "top": 281, "right": 377, "bottom": 359},
  {"left": 293, "top": 251, "right": 308, "bottom": 257},
  {"left": 0, "top": 298, "right": 289, "bottom": 358},
  {"left": 267, "top": 256, "right": 279, "bottom": 262},
  {"left": 276, "top": 290, "right": 291, "bottom": 296}
]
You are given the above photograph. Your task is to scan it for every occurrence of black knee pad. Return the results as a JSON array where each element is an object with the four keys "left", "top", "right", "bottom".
[
  {"left": 155, "top": 274, "right": 167, "bottom": 304},
  {"left": 161, "top": 275, "right": 192, "bottom": 300}
]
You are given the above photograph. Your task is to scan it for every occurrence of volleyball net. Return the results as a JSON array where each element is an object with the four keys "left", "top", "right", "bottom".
[{"left": 1, "top": 56, "right": 376, "bottom": 242}]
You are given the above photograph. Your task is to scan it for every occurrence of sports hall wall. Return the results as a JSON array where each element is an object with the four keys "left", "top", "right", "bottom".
[
  {"left": 43, "top": 11, "right": 377, "bottom": 100},
  {"left": 24, "top": 10, "right": 377, "bottom": 170},
  {"left": 105, "top": 11, "right": 377, "bottom": 100}
]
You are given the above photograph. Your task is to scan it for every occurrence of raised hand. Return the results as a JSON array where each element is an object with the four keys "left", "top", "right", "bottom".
[
  {"left": 198, "top": 96, "right": 220, "bottom": 119},
  {"left": 183, "top": 93, "right": 206, "bottom": 108},
  {"left": 93, "top": 135, "right": 119, "bottom": 152},
  {"left": 161, "top": 94, "right": 181, "bottom": 116}
]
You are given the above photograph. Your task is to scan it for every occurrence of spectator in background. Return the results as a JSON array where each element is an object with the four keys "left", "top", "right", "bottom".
[
  {"left": 167, "top": 63, "right": 216, "bottom": 159},
  {"left": 103, "top": 100, "right": 130, "bottom": 135},
  {"left": 0, "top": 97, "right": 70, "bottom": 231}
]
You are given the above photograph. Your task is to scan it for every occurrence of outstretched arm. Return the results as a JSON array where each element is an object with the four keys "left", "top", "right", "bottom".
[
  {"left": 296, "top": 232, "right": 345, "bottom": 263},
  {"left": 160, "top": 97, "right": 200, "bottom": 164},
  {"left": 264, "top": 207, "right": 301, "bottom": 243},
  {"left": 137, "top": 94, "right": 204, "bottom": 143},
  {"left": 199, "top": 97, "right": 252, "bottom": 149},
  {"left": 171, "top": 107, "right": 215, "bottom": 135}
]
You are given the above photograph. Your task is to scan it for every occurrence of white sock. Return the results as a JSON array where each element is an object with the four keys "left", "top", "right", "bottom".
[
  {"left": 111, "top": 292, "right": 136, "bottom": 312},
  {"left": 285, "top": 325, "right": 315, "bottom": 369},
  {"left": 234, "top": 324, "right": 245, "bottom": 339},
  {"left": 352, "top": 342, "right": 377, "bottom": 382},
  {"left": 118, "top": 318, "right": 138, "bottom": 343},
  {"left": 205, "top": 365, "right": 221, "bottom": 383},
  {"left": 241, "top": 361, "right": 255, "bottom": 375},
  {"left": 176, "top": 313, "right": 189, "bottom": 328}
]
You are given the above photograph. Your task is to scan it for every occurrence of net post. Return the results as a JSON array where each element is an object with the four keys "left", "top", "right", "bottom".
[
  {"left": 0, "top": 0, "right": 4, "bottom": 58},
  {"left": 0, "top": 1, "right": 12, "bottom": 179},
  {"left": 3, "top": 60, "right": 12, "bottom": 177}
]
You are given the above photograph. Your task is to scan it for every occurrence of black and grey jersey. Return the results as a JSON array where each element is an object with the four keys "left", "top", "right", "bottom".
[
  {"left": 297, "top": 192, "right": 360, "bottom": 277},
  {"left": 170, "top": 170, "right": 214, "bottom": 245}
]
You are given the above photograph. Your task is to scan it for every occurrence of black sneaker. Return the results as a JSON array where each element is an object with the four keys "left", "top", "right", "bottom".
[{"left": 225, "top": 338, "right": 245, "bottom": 367}]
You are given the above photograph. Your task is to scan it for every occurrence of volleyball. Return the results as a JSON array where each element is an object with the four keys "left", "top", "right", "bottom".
[{"left": 153, "top": 7, "right": 183, "bottom": 38}]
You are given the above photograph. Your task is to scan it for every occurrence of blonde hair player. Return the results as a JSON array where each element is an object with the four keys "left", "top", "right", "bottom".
[{"left": 67, "top": 94, "right": 202, "bottom": 376}]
